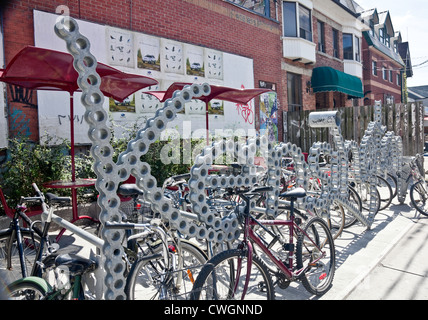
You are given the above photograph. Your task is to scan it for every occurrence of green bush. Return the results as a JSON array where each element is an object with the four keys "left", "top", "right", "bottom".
[
  {"left": 0, "top": 131, "right": 203, "bottom": 212},
  {"left": 0, "top": 136, "right": 73, "bottom": 209}
]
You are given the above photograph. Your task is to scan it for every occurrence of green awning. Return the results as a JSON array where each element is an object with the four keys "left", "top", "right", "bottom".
[{"left": 311, "top": 66, "right": 364, "bottom": 98}]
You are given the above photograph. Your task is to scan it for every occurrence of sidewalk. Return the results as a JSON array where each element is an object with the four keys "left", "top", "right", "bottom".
[{"left": 344, "top": 216, "right": 428, "bottom": 300}]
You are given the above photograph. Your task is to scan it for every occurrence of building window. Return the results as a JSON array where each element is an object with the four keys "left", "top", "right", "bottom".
[
  {"left": 333, "top": 28, "right": 339, "bottom": 58},
  {"left": 379, "top": 28, "right": 385, "bottom": 43},
  {"left": 287, "top": 72, "right": 302, "bottom": 112},
  {"left": 283, "top": 1, "right": 312, "bottom": 41},
  {"left": 372, "top": 61, "right": 377, "bottom": 76},
  {"left": 383, "top": 67, "right": 388, "bottom": 80},
  {"left": 227, "top": 0, "right": 271, "bottom": 18},
  {"left": 369, "top": 20, "right": 375, "bottom": 37},
  {"left": 397, "top": 73, "right": 401, "bottom": 86},
  {"left": 283, "top": 2, "right": 298, "bottom": 37},
  {"left": 317, "top": 21, "right": 325, "bottom": 53},
  {"left": 389, "top": 70, "right": 393, "bottom": 82},
  {"left": 299, "top": 5, "right": 312, "bottom": 41},
  {"left": 343, "top": 33, "right": 353, "bottom": 60},
  {"left": 354, "top": 37, "right": 360, "bottom": 62},
  {"left": 379, "top": 27, "right": 390, "bottom": 47}
]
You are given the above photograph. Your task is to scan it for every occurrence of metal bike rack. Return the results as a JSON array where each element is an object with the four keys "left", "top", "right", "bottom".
[{"left": 54, "top": 17, "right": 404, "bottom": 299}]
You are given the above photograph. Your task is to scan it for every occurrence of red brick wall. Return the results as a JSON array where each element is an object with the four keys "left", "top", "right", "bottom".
[
  {"left": 362, "top": 37, "right": 403, "bottom": 105},
  {"left": 2, "top": 0, "right": 284, "bottom": 140}
]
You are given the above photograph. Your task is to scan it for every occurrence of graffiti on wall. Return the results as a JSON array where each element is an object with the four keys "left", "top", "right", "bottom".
[{"left": 7, "top": 85, "right": 38, "bottom": 139}]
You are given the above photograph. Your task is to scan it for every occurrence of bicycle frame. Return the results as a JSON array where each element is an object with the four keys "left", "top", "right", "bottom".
[
  {"left": 247, "top": 216, "right": 324, "bottom": 282},
  {"left": 2, "top": 202, "right": 44, "bottom": 278},
  {"left": 232, "top": 190, "right": 327, "bottom": 299}
]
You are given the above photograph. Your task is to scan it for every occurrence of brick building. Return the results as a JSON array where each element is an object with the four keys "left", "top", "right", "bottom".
[
  {"left": 360, "top": 9, "right": 406, "bottom": 105},
  {"left": 0, "top": 0, "right": 413, "bottom": 149},
  {"left": 0, "top": 0, "right": 284, "bottom": 147}
]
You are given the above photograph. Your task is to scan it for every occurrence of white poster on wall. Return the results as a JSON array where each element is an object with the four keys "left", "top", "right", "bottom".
[{"left": 33, "top": 10, "right": 256, "bottom": 144}]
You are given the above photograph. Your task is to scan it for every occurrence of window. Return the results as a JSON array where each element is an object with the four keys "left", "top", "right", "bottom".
[
  {"left": 383, "top": 67, "right": 388, "bottom": 80},
  {"left": 379, "top": 28, "right": 385, "bottom": 43},
  {"left": 372, "top": 61, "right": 377, "bottom": 76},
  {"left": 343, "top": 33, "right": 353, "bottom": 60},
  {"left": 227, "top": 0, "right": 271, "bottom": 18},
  {"left": 397, "top": 73, "right": 401, "bottom": 86},
  {"left": 317, "top": 21, "right": 325, "bottom": 53},
  {"left": 299, "top": 5, "right": 312, "bottom": 41},
  {"left": 369, "top": 20, "right": 375, "bottom": 37},
  {"left": 283, "top": 2, "right": 312, "bottom": 41},
  {"left": 379, "top": 27, "right": 390, "bottom": 47},
  {"left": 354, "top": 37, "right": 360, "bottom": 62},
  {"left": 333, "top": 28, "right": 339, "bottom": 58},
  {"left": 287, "top": 72, "right": 302, "bottom": 112},
  {"left": 283, "top": 2, "right": 297, "bottom": 37},
  {"left": 389, "top": 70, "right": 393, "bottom": 82}
]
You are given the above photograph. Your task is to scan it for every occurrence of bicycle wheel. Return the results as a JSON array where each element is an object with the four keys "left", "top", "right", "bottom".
[
  {"left": 328, "top": 201, "right": 345, "bottom": 240},
  {"left": 343, "top": 186, "right": 362, "bottom": 228},
  {"left": 296, "top": 216, "right": 335, "bottom": 296},
  {"left": 376, "top": 175, "right": 393, "bottom": 211},
  {"left": 386, "top": 173, "right": 398, "bottom": 199},
  {"left": 354, "top": 182, "right": 380, "bottom": 214},
  {"left": 0, "top": 230, "right": 43, "bottom": 285},
  {"left": 126, "top": 239, "right": 207, "bottom": 300},
  {"left": 410, "top": 181, "right": 428, "bottom": 216},
  {"left": 190, "top": 248, "right": 275, "bottom": 300},
  {"left": 6, "top": 277, "right": 48, "bottom": 300}
]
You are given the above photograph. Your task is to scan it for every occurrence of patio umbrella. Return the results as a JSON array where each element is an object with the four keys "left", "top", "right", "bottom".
[
  {"left": 0, "top": 45, "right": 158, "bottom": 227},
  {"left": 145, "top": 82, "right": 272, "bottom": 141}
]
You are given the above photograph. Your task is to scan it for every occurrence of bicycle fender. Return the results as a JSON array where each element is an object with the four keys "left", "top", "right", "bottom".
[{"left": 8, "top": 276, "right": 52, "bottom": 293}]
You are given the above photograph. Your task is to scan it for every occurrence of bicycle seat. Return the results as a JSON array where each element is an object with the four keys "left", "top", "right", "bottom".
[
  {"left": 279, "top": 187, "right": 306, "bottom": 200},
  {"left": 55, "top": 253, "right": 97, "bottom": 276},
  {"left": 45, "top": 193, "right": 71, "bottom": 205},
  {"left": 118, "top": 184, "right": 144, "bottom": 197}
]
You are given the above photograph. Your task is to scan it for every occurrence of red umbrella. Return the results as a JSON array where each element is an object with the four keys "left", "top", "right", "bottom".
[
  {"left": 0, "top": 46, "right": 158, "bottom": 230},
  {"left": 145, "top": 82, "right": 271, "bottom": 141}
]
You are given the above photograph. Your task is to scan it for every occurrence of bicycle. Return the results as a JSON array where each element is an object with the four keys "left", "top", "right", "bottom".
[
  {"left": 104, "top": 219, "right": 207, "bottom": 300},
  {"left": 0, "top": 187, "right": 55, "bottom": 286},
  {"left": 190, "top": 186, "right": 335, "bottom": 300},
  {"left": 397, "top": 154, "right": 428, "bottom": 216},
  {"left": 4, "top": 183, "right": 101, "bottom": 300}
]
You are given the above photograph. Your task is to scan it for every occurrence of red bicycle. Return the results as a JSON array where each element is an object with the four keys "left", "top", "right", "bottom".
[{"left": 190, "top": 186, "right": 335, "bottom": 300}]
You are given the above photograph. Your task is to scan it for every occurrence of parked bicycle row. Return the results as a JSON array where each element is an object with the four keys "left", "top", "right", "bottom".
[{"left": 1, "top": 152, "right": 426, "bottom": 300}]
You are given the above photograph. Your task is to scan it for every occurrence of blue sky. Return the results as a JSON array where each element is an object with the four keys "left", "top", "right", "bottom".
[{"left": 355, "top": 0, "right": 428, "bottom": 87}]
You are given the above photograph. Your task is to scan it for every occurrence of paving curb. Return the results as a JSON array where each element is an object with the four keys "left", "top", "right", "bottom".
[{"left": 326, "top": 217, "right": 416, "bottom": 300}]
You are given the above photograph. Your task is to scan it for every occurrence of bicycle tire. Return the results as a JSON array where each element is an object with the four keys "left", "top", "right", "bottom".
[
  {"left": 343, "top": 185, "right": 362, "bottom": 228},
  {"left": 386, "top": 173, "right": 398, "bottom": 199},
  {"left": 410, "top": 181, "right": 428, "bottom": 217},
  {"left": 0, "top": 229, "right": 43, "bottom": 285},
  {"left": 328, "top": 201, "right": 345, "bottom": 240},
  {"left": 6, "top": 277, "right": 48, "bottom": 300},
  {"left": 296, "top": 216, "right": 335, "bottom": 296},
  {"left": 376, "top": 175, "right": 393, "bottom": 211},
  {"left": 354, "top": 182, "right": 381, "bottom": 214},
  {"left": 126, "top": 239, "right": 207, "bottom": 300},
  {"left": 190, "top": 248, "right": 275, "bottom": 300}
]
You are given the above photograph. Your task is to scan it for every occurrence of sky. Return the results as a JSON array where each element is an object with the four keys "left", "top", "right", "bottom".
[{"left": 355, "top": 0, "right": 428, "bottom": 88}]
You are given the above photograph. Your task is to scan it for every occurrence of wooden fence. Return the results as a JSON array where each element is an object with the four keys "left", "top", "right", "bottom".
[{"left": 282, "top": 102, "right": 424, "bottom": 156}]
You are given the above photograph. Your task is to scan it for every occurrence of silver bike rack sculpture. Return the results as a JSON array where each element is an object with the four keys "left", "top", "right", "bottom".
[{"left": 55, "top": 17, "right": 404, "bottom": 299}]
